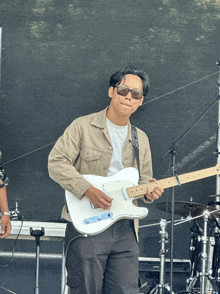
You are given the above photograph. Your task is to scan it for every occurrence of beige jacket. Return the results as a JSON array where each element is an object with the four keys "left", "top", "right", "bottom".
[{"left": 48, "top": 108, "right": 153, "bottom": 240}]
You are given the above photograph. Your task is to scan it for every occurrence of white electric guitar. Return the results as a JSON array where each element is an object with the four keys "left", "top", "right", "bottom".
[{"left": 65, "top": 164, "right": 220, "bottom": 235}]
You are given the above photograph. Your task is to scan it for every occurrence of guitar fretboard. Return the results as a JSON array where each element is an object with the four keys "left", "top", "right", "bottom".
[{"left": 127, "top": 165, "right": 220, "bottom": 199}]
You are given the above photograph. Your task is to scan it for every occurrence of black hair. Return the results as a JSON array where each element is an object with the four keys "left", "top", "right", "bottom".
[{"left": 109, "top": 66, "right": 150, "bottom": 97}]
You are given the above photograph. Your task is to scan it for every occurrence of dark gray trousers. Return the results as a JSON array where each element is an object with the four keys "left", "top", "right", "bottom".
[{"left": 65, "top": 219, "right": 139, "bottom": 294}]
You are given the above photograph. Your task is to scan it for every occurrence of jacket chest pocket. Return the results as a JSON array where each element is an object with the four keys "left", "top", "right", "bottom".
[{"left": 80, "top": 149, "right": 101, "bottom": 174}]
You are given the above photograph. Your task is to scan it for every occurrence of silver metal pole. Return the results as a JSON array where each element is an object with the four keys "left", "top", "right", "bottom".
[
  {"left": 0, "top": 251, "right": 62, "bottom": 259},
  {"left": 200, "top": 210, "right": 209, "bottom": 294},
  {"left": 216, "top": 62, "right": 220, "bottom": 203},
  {"left": 0, "top": 27, "right": 2, "bottom": 89},
  {"left": 35, "top": 244, "right": 40, "bottom": 294},
  {"left": 159, "top": 219, "right": 168, "bottom": 294}
]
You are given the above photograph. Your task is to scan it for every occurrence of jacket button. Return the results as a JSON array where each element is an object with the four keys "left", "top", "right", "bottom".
[{"left": 108, "top": 147, "right": 112, "bottom": 150}]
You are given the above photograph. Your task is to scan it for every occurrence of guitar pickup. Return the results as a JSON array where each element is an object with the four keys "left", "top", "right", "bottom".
[{"left": 83, "top": 212, "right": 113, "bottom": 224}]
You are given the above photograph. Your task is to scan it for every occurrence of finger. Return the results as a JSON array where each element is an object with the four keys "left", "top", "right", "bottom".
[
  {"left": 103, "top": 194, "right": 113, "bottom": 203},
  {"left": 1, "top": 221, "right": 6, "bottom": 235},
  {"left": 151, "top": 190, "right": 160, "bottom": 199},
  {"left": 0, "top": 232, "right": 7, "bottom": 238},
  {"left": 152, "top": 191, "right": 160, "bottom": 199},
  {"left": 3, "top": 225, "right": 11, "bottom": 238},
  {"left": 98, "top": 197, "right": 112, "bottom": 209},
  {"left": 154, "top": 187, "right": 164, "bottom": 195},
  {"left": 97, "top": 193, "right": 112, "bottom": 204}
]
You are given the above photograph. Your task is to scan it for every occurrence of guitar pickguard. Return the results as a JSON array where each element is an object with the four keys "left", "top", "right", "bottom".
[{"left": 65, "top": 167, "right": 148, "bottom": 235}]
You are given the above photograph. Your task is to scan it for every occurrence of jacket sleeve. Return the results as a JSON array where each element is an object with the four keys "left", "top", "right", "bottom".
[
  {"left": 137, "top": 129, "right": 154, "bottom": 203},
  {"left": 48, "top": 121, "right": 91, "bottom": 199},
  {"left": 138, "top": 130, "right": 153, "bottom": 184}
]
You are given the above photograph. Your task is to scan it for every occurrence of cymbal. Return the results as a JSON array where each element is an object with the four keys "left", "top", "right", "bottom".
[{"left": 155, "top": 201, "right": 220, "bottom": 218}]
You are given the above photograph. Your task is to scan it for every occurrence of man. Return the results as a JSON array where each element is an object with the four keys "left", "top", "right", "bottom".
[
  {"left": 0, "top": 151, "right": 11, "bottom": 238},
  {"left": 48, "top": 66, "right": 164, "bottom": 294}
]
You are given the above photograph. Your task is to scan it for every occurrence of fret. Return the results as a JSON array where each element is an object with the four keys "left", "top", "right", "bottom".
[
  {"left": 127, "top": 164, "right": 220, "bottom": 199},
  {"left": 179, "top": 167, "right": 216, "bottom": 185}
]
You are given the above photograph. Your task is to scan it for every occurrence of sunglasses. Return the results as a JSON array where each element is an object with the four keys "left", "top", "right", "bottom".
[{"left": 115, "top": 85, "right": 143, "bottom": 100}]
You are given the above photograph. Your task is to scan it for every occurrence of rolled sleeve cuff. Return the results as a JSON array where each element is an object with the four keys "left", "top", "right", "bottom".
[{"left": 143, "top": 195, "right": 153, "bottom": 203}]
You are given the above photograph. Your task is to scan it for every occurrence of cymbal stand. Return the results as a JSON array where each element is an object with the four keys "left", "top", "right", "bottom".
[
  {"left": 149, "top": 219, "right": 174, "bottom": 294},
  {"left": 200, "top": 210, "right": 210, "bottom": 294}
]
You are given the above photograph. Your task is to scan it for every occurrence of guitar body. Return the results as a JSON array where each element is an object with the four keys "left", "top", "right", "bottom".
[{"left": 65, "top": 167, "right": 148, "bottom": 235}]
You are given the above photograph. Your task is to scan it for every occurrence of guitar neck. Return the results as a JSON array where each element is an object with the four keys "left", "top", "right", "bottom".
[{"left": 127, "top": 165, "right": 220, "bottom": 199}]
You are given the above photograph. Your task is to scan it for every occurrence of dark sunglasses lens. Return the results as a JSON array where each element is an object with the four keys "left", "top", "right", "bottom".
[
  {"left": 131, "top": 90, "right": 142, "bottom": 99},
  {"left": 117, "top": 86, "right": 142, "bottom": 99},
  {"left": 117, "top": 86, "right": 129, "bottom": 96}
]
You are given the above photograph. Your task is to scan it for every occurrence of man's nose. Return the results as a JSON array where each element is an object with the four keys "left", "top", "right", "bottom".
[{"left": 125, "top": 91, "right": 132, "bottom": 100}]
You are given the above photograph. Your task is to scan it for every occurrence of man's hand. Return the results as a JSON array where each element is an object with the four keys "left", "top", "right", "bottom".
[
  {"left": 0, "top": 215, "right": 11, "bottom": 239},
  {"left": 145, "top": 178, "right": 164, "bottom": 202},
  {"left": 85, "top": 186, "right": 113, "bottom": 209}
]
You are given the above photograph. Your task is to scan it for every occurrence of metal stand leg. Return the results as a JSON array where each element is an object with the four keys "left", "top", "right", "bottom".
[
  {"left": 200, "top": 211, "right": 209, "bottom": 294},
  {"left": 186, "top": 210, "right": 219, "bottom": 294},
  {"left": 149, "top": 219, "right": 174, "bottom": 294},
  {"left": 30, "top": 227, "right": 45, "bottom": 294}
]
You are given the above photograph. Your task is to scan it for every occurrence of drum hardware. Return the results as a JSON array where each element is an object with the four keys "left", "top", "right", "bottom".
[
  {"left": 188, "top": 220, "right": 203, "bottom": 279},
  {"left": 140, "top": 207, "right": 220, "bottom": 294},
  {"left": 155, "top": 200, "right": 220, "bottom": 293},
  {"left": 209, "top": 194, "right": 220, "bottom": 197},
  {"left": 208, "top": 200, "right": 220, "bottom": 206},
  {"left": 212, "top": 230, "right": 220, "bottom": 280},
  {"left": 149, "top": 219, "right": 174, "bottom": 294},
  {"left": 155, "top": 201, "right": 220, "bottom": 219},
  {"left": 186, "top": 210, "right": 219, "bottom": 294}
]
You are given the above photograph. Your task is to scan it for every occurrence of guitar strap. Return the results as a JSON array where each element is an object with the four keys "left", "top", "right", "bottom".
[{"left": 131, "top": 125, "right": 141, "bottom": 179}]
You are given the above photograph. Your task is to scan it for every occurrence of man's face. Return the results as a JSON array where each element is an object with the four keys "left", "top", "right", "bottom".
[{"left": 108, "top": 74, "right": 144, "bottom": 119}]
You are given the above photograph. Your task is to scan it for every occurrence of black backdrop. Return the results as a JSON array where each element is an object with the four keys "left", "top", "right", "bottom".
[{"left": 1, "top": 0, "right": 220, "bottom": 263}]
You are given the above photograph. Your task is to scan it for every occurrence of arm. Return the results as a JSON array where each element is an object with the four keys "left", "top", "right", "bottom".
[
  {"left": 48, "top": 121, "right": 92, "bottom": 198},
  {"left": 48, "top": 120, "right": 112, "bottom": 208},
  {"left": 136, "top": 130, "right": 164, "bottom": 202},
  {"left": 0, "top": 186, "right": 11, "bottom": 238}
]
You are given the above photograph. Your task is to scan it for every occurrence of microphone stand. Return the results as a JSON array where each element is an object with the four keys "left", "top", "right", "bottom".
[
  {"left": 161, "top": 62, "right": 220, "bottom": 294},
  {"left": 215, "top": 61, "right": 220, "bottom": 217},
  {"left": 162, "top": 145, "right": 178, "bottom": 294},
  {"left": 170, "top": 147, "right": 176, "bottom": 294}
]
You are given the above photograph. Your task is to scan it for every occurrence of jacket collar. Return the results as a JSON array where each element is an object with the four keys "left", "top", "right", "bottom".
[{"left": 90, "top": 107, "right": 132, "bottom": 142}]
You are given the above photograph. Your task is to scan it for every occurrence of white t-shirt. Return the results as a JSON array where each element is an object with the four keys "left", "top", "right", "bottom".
[{"left": 106, "top": 118, "right": 128, "bottom": 177}]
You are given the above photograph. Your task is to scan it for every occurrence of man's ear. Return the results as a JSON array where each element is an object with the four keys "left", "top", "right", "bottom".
[{"left": 108, "top": 86, "right": 114, "bottom": 98}]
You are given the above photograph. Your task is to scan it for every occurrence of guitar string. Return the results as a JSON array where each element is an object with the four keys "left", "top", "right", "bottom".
[{"left": 2, "top": 71, "right": 218, "bottom": 166}]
